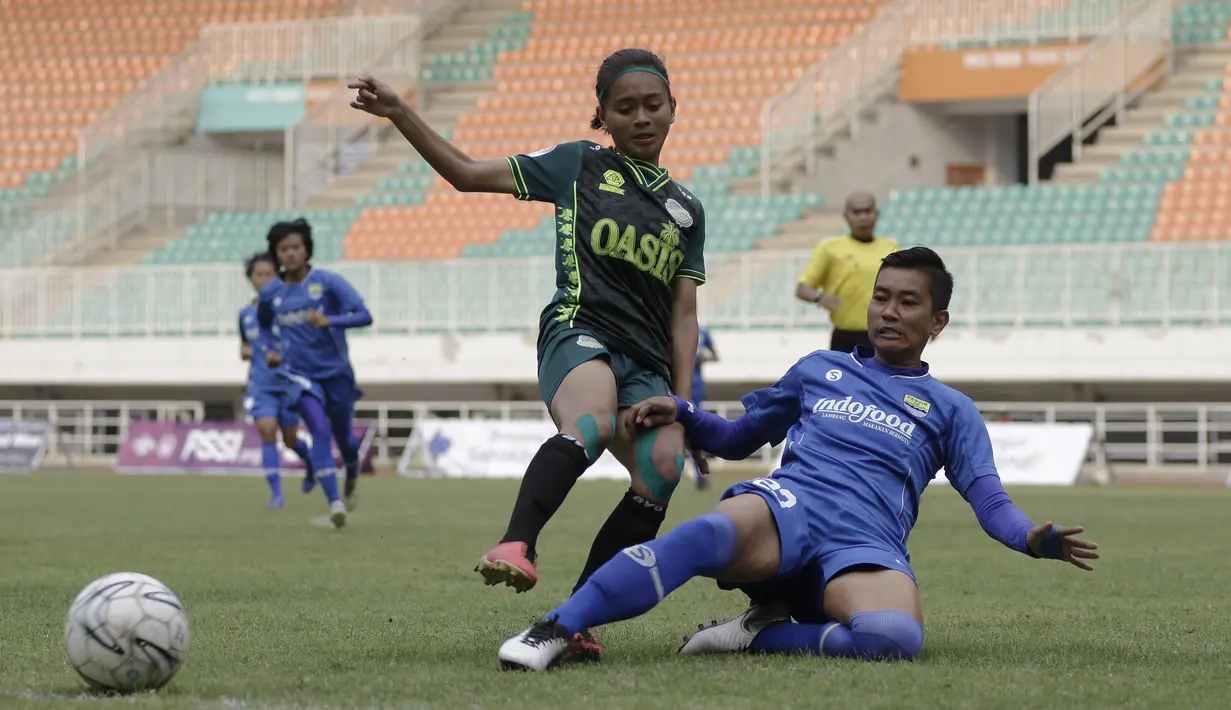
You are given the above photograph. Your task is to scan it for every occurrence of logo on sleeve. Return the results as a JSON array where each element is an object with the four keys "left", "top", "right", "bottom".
[
  {"left": 576, "top": 334, "right": 603, "bottom": 349},
  {"left": 903, "top": 394, "right": 931, "bottom": 418},
  {"left": 527, "top": 145, "right": 556, "bottom": 157},
  {"left": 664, "top": 198, "right": 693, "bottom": 228}
]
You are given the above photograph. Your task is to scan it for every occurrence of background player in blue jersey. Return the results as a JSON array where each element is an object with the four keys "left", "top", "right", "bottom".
[
  {"left": 497, "top": 246, "right": 1100, "bottom": 671},
  {"left": 689, "top": 327, "right": 718, "bottom": 490},
  {"left": 239, "top": 253, "right": 315, "bottom": 508},
  {"left": 256, "top": 219, "right": 372, "bottom": 529}
]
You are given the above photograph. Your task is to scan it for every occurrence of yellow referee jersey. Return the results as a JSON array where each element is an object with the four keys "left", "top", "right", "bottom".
[{"left": 798, "top": 234, "right": 899, "bottom": 331}]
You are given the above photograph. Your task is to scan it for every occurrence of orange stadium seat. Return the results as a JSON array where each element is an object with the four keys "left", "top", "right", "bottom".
[
  {"left": 343, "top": 0, "right": 885, "bottom": 259},
  {"left": 0, "top": 0, "right": 349, "bottom": 186}
]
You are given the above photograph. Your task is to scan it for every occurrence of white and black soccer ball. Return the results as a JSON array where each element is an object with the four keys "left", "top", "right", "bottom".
[{"left": 63, "top": 572, "right": 190, "bottom": 693}]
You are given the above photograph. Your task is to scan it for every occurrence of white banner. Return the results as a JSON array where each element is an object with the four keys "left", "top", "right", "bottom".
[
  {"left": 768, "top": 422, "right": 1094, "bottom": 486},
  {"left": 397, "top": 418, "right": 629, "bottom": 480}
]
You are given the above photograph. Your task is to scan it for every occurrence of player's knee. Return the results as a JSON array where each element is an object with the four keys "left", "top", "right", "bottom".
[
  {"left": 848, "top": 610, "right": 925, "bottom": 661},
  {"left": 635, "top": 428, "right": 684, "bottom": 503},
  {"left": 255, "top": 419, "right": 278, "bottom": 441},
  {"left": 566, "top": 412, "right": 615, "bottom": 462}
]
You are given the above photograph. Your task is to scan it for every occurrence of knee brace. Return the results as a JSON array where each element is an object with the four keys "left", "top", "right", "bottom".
[{"left": 849, "top": 610, "right": 925, "bottom": 661}]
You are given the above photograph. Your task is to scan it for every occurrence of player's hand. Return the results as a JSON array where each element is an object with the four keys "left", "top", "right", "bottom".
[
  {"left": 349, "top": 75, "right": 405, "bottom": 119},
  {"left": 265, "top": 351, "right": 283, "bottom": 368},
  {"left": 1026, "top": 521, "right": 1099, "bottom": 571},
  {"left": 818, "top": 294, "right": 842, "bottom": 312},
  {"left": 625, "top": 396, "right": 679, "bottom": 434},
  {"left": 307, "top": 310, "right": 330, "bottom": 329}
]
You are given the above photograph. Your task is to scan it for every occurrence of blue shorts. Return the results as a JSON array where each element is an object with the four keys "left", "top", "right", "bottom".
[
  {"left": 283, "top": 370, "right": 364, "bottom": 420},
  {"left": 720, "top": 477, "right": 917, "bottom": 624},
  {"left": 244, "top": 388, "right": 299, "bottom": 429}
]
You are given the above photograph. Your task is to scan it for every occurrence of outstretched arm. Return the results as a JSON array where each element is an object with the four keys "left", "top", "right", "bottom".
[
  {"left": 965, "top": 476, "right": 1034, "bottom": 555},
  {"left": 671, "top": 397, "right": 773, "bottom": 460},
  {"left": 350, "top": 76, "right": 515, "bottom": 194}
]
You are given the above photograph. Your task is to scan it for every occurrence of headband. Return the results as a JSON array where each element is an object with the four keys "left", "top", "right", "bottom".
[{"left": 596, "top": 66, "right": 670, "bottom": 104}]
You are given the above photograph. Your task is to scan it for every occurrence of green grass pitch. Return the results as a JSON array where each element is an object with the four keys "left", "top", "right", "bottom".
[{"left": 1, "top": 472, "right": 1228, "bottom": 709}]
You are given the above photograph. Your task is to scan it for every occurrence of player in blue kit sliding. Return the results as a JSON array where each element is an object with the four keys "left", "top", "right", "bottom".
[
  {"left": 498, "top": 246, "right": 1100, "bottom": 670},
  {"left": 256, "top": 219, "right": 372, "bottom": 528},
  {"left": 238, "top": 252, "right": 315, "bottom": 507}
]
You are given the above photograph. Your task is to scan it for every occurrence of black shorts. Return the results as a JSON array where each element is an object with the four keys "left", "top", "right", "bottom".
[{"left": 829, "top": 328, "right": 871, "bottom": 353}]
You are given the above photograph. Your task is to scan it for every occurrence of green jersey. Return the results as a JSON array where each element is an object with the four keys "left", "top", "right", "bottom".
[{"left": 506, "top": 140, "right": 707, "bottom": 384}]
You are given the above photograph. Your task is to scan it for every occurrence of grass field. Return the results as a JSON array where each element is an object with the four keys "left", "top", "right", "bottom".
[{"left": 2, "top": 472, "right": 1229, "bottom": 710}]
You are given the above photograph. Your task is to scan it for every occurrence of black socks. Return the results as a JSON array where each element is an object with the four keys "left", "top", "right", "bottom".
[
  {"left": 499, "top": 434, "right": 591, "bottom": 556},
  {"left": 572, "top": 488, "right": 668, "bottom": 594}
]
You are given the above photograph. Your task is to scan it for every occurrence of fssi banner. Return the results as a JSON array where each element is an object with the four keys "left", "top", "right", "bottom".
[
  {"left": 0, "top": 419, "right": 51, "bottom": 473},
  {"left": 114, "top": 421, "right": 375, "bottom": 475}
]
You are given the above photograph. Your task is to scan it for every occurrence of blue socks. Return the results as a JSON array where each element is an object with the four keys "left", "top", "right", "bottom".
[
  {"left": 261, "top": 441, "right": 283, "bottom": 507},
  {"left": 750, "top": 610, "right": 925, "bottom": 661},
  {"left": 298, "top": 396, "right": 341, "bottom": 505},
  {"left": 551, "top": 512, "right": 738, "bottom": 633}
]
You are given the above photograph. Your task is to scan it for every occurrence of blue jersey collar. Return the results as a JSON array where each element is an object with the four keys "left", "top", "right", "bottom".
[{"left": 850, "top": 345, "right": 931, "bottom": 379}]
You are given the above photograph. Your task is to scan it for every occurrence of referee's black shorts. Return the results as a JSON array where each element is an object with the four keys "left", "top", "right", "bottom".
[{"left": 829, "top": 328, "right": 871, "bottom": 353}]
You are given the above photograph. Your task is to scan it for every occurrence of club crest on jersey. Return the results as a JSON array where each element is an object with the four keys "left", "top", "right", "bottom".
[
  {"left": 527, "top": 145, "right": 556, "bottom": 158},
  {"left": 812, "top": 395, "right": 916, "bottom": 444},
  {"left": 576, "top": 334, "right": 603, "bottom": 349},
  {"left": 600, "top": 169, "right": 626, "bottom": 195},
  {"left": 307, "top": 283, "right": 323, "bottom": 300},
  {"left": 903, "top": 394, "right": 931, "bottom": 418},
  {"left": 664, "top": 198, "right": 693, "bottom": 228}
]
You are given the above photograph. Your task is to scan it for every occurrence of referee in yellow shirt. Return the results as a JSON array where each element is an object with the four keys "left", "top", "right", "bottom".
[{"left": 794, "top": 190, "right": 899, "bottom": 352}]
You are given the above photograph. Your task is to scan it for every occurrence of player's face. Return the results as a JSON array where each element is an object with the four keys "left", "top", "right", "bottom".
[
  {"left": 248, "top": 261, "right": 277, "bottom": 292},
  {"left": 868, "top": 267, "right": 948, "bottom": 363},
  {"left": 276, "top": 233, "right": 308, "bottom": 273},
  {"left": 597, "top": 72, "right": 675, "bottom": 163}
]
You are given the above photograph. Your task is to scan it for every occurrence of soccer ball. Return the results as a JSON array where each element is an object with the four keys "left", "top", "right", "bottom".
[{"left": 63, "top": 572, "right": 190, "bottom": 693}]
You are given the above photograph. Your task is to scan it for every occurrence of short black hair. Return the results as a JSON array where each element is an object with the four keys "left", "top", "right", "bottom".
[
  {"left": 591, "top": 48, "right": 671, "bottom": 132},
  {"left": 243, "top": 251, "right": 276, "bottom": 278},
  {"left": 879, "top": 246, "right": 954, "bottom": 311},
  {"left": 266, "top": 218, "right": 313, "bottom": 268}
]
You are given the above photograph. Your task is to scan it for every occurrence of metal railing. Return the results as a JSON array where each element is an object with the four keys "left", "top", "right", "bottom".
[
  {"left": 1, "top": 242, "right": 1229, "bottom": 339},
  {"left": 76, "top": 15, "right": 424, "bottom": 171},
  {"left": 1027, "top": 0, "right": 1175, "bottom": 184},
  {"left": 284, "top": 20, "right": 422, "bottom": 208},
  {"left": 760, "top": 0, "right": 1143, "bottom": 196},
  {"left": 0, "top": 401, "right": 203, "bottom": 464}
]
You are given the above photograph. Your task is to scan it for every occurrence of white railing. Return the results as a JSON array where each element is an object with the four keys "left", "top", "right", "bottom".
[
  {"left": 760, "top": 0, "right": 1142, "bottom": 196},
  {"left": 285, "top": 23, "right": 422, "bottom": 208},
  {"left": 0, "top": 401, "right": 203, "bottom": 464},
  {"left": 1, "top": 151, "right": 284, "bottom": 269},
  {"left": 1, "top": 242, "right": 1229, "bottom": 338},
  {"left": 77, "top": 15, "right": 424, "bottom": 170},
  {"left": 1027, "top": 0, "right": 1175, "bottom": 184},
  {"left": 355, "top": 400, "right": 1231, "bottom": 479}
]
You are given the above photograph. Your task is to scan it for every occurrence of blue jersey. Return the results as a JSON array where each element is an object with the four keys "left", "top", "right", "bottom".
[
  {"left": 692, "top": 327, "right": 714, "bottom": 401},
  {"left": 239, "top": 303, "right": 283, "bottom": 393},
  {"left": 257, "top": 268, "right": 366, "bottom": 381},
  {"left": 739, "top": 346, "right": 998, "bottom": 557}
]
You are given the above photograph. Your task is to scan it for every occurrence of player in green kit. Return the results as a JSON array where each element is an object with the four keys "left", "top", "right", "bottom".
[{"left": 350, "top": 49, "right": 706, "bottom": 660}]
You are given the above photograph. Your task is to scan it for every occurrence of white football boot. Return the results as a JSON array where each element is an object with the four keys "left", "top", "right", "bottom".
[
  {"left": 498, "top": 618, "right": 571, "bottom": 671},
  {"left": 679, "top": 601, "right": 792, "bottom": 655},
  {"left": 329, "top": 499, "right": 348, "bottom": 529}
]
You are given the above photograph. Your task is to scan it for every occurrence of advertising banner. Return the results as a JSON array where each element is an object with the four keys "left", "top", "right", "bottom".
[
  {"left": 114, "top": 421, "right": 375, "bottom": 475},
  {"left": 0, "top": 419, "right": 50, "bottom": 473},
  {"left": 397, "top": 418, "right": 628, "bottom": 480}
]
